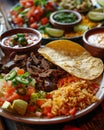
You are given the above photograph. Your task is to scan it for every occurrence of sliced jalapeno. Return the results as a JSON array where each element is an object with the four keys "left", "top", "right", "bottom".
[
  {"left": 16, "top": 76, "right": 29, "bottom": 85},
  {"left": 5, "top": 70, "right": 17, "bottom": 80}
]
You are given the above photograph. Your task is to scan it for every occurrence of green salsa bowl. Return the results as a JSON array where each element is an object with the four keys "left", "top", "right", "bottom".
[{"left": 50, "top": 10, "right": 82, "bottom": 30}]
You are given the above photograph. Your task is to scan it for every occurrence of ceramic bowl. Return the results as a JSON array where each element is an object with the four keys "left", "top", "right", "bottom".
[
  {"left": 0, "top": 27, "right": 42, "bottom": 53},
  {"left": 50, "top": 10, "right": 82, "bottom": 30},
  {"left": 83, "top": 27, "right": 104, "bottom": 60}
]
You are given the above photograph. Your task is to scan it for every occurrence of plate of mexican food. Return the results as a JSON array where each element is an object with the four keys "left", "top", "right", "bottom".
[{"left": 0, "top": 39, "right": 104, "bottom": 124}]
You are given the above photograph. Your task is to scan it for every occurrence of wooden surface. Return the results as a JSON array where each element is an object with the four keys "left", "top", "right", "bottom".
[{"left": 0, "top": 0, "right": 104, "bottom": 130}]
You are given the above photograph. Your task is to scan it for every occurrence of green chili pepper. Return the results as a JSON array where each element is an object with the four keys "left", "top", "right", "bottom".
[
  {"left": 12, "top": 5, "right": 22, "bottom": 11},
  {"left": 18, "top": 37, "right": 28, "bottom": 46},
  {"left": 17, "top": 33, "right": 25, "bottom": 37},
  {"left": 16, "top": 76, "right": 29, "bottom": 85},
  {"left": 5, "top": 70, "right": 17, "bottom": 80}
]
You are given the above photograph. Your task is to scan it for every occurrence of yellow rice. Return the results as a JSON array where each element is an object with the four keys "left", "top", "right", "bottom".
[{"left": 41, "top": 76, "right": 98, "bottom": 116}]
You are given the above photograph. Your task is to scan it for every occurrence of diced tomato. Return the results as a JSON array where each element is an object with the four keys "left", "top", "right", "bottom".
[
  {"left": 20, "top": 95, "right": 30, "bottom": 101},
  {"left": 36, "top": 6, "right": 43, "bottom": 16},
  {"left": 12, "top": 16, "right": 23, "bottom": 24},
  {"left": 63, "top": 125, "right": 82, "bottom": 130},
  {"left": 17, "top": 68, "right": 25, "bottom": 75},
  {"left": 0, "top": 101, "right": 4, "bottom": 106},
  {"left": 45, "top": 1, "right": 55, "bottom": 11},
  {"left": 47, "top": 1, "right": 54, "bottom": 7},
  {"left": 42, "top": 106, "right": 54, "bottom": 118},
  {"left": 10, "top": 10, "right": 18, "bottom": 16},
  {"left": 42, "top": 106, "right": 51, "bottom": 115},
  {"left": 27, "top": 6, "right": 36, "bottom": 18},
  {"left": 27, "top": 5, "right": 43, "bottom": 20},
  {"left": 46, "top": 93, "right": 52, "bottom": 99},
  {"left": 0, "top": 97, "right": 6, "bottom": 104},
  {"left": 7, "top": 93, "right": 20, "bottom": 102},
  {"left": 29, "top": 16, "right": 35, "bottom": 23},
  {"left": 46, "top": 112, "right": 55, "bottom": 118},
  {"left": 26, "top": 86, "right": 36, "bottom": 96},
  {"left": 36, "top": 99, "right": 46, "bottom": 107},
  {"left": 28, "top": 104, "right": 37, "bottom": 112},
  {"left": 91, "top": 83, "right": 99, "bottom": 94},
  {"left": 69, "top": 107, "right": 76, "bottom": 115},
  {"left": 12, "top": 16, "right": 24, "bottom": 26},
  {"left": 41, "top": 17, "right": 48, "bottom": 25},
  {"left": 20, "top": 0, "right": 34, "bottom": 8},
  {"left": 92, "top": 83, "right": 99, "bottom": 89},
  {"left": 3, "top": 82, "right": 15, "bottom": 97},
  {"left": 32, "top": 6, "right": 43, "bottom": 21},
  {"left": 60, "top": 108, "right": 69, "bottom": 115},
  {"left": 30, "top": 23, "right": 38, "bottom": 29},
  {"left": 33, "top": 15, "right": 40, "bottom": 21},
  {"left": 6, "top": 86, "right": 15, "bottom": 95}
]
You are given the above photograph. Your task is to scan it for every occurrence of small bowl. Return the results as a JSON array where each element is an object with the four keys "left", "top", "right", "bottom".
[
  {"left": 83, "top": 27, "right": 104, "bottom": 60},
  {"left": 50, "top": 10, "right": 82, "bottom": 30},
  {"left": 0, "top": 27, "right": 42, "bottom": 53}
]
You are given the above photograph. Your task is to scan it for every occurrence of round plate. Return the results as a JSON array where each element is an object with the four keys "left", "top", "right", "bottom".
[{"left": 0, "top": 74, "right": 104, "bottom": 124}]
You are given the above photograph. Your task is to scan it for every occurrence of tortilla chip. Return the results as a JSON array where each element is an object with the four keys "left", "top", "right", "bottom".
[{"left": 38, "top": 40, "right": 104, "bottom": 80}]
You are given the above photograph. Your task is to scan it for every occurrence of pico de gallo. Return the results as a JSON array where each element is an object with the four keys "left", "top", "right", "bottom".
[
  {"left": 10, "top": 0, "right": 56, "bottom": 31},
  {"left": 0, "top": 67, "right": 99, "bottom": 118},
  {"left": 0, "top": 67, "right": 47, "bottom": 116}
]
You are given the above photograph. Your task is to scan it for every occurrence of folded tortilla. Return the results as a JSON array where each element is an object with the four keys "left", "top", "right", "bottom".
[{"left": 38, "top": 40, "right": 104, "bottom": 80}]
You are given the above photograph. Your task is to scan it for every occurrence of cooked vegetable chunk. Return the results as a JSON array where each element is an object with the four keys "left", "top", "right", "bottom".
[{"left": 12, "top": 99, "right": 28, "bottom": 115}]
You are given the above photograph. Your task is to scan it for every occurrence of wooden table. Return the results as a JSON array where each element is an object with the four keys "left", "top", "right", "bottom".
[{"left": 0, "top": 0, "right": 104, "bottom": 129}]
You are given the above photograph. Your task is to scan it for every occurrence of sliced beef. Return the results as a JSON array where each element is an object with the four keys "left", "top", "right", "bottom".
[
  {"left": 30, "top": 52, "right": 40, "bottom": 65},
  {"left": 40, "top": 58, "right": 50, "bottom": 70},
  {"left": 1, "top": 51, "right": 69, "bottom": 92},
  {"left": 14, "top": 54, "right": 27, "bottom": 62},
  {"left": 38, "top": 69, "right": 53, "bottom": 78}
]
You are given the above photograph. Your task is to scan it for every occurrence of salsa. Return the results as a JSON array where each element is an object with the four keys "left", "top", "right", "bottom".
[{"left": 3, "top": 33, "right": 39, "bottom": 48}]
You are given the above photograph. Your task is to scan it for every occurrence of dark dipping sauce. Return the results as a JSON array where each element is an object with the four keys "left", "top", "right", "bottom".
[{"left": 3, "top": 33, "right": 39, "bottom": 48}]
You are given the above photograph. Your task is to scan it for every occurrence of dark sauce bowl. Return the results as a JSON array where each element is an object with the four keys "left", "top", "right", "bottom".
[{"left": 0, "top": 27, "right": 42, "bottom": 54}]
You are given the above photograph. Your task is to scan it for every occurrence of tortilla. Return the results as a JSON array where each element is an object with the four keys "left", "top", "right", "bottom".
[{"left": 38, "top": 40, "right": 104, "bottom": 80}]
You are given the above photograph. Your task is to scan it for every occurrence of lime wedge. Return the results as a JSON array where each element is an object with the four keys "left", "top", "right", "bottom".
[
  {"left": 45, "top": 27, "right": 64, "bottom": 37},
  {"left": 74, "top": 25, "right": 89, "bottom": 32},
  {"left": 87, "top": 11, "right": 104, "bottom": 21}
]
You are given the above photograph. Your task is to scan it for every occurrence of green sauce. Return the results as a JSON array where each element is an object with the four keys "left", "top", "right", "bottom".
[{"left": 53, "top": 12, "right": 77, "bottom": 23}]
